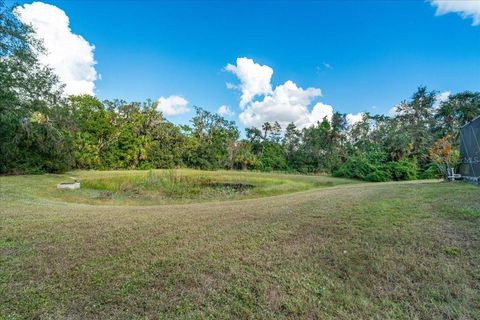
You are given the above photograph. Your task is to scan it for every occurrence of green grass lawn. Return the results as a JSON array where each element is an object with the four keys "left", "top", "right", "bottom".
[{"left": 1, "top": 171, "right": 479, "bottom": 319}]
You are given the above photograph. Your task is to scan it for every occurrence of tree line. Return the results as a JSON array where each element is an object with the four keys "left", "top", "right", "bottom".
[{"left": 1, "top": 3, "right": 479, "bottom": 180}]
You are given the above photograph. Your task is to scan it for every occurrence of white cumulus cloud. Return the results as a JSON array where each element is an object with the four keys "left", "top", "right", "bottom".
[
  {"left": 15, "top": 2, "right": 98, "bottom": 95},
  {"left": 217, "top": 105, "right": 234, "bottom": 117},
  {"left": 346, "top": 112, "right": 364, "bottom": 126},
  {"left": 225, "top": 57, "right": 273, "bottom": 108},
  {"left": 308, "top": 102, "right": 334, "bottom": 125},
  {"left": 237, "top": 79, "right": 328, "bottom": 129},
  {"left": 430, "top": 0, "right": 480, "bottom": 26},
  {"left": 437, "top": 90, "right": 451, "bottom": 104},
  {"left": 157, "top": 96, "right": 190, "bottom": 116},
  {"left": 431, "top": 90, "right": 451, "bottom": 109},
  {"left": 227, "top": 58, "right": 338, "bottom": 129}
]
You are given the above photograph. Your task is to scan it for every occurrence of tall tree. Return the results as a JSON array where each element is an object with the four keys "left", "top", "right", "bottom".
[
  {"left": 188, "top": 107, "right": 239, "bottom": 169},
  {"left": 0, "top": 2, "right": 70, "bottom": 173},
  {"left": 435, "top": 91, "right": 480, "bottom": 138},
  {"left": 283, "top": 122, "right": 301, "bottom": 169},
  {"left": 395, "top": 86, "right": 437, "bottom": 168}
]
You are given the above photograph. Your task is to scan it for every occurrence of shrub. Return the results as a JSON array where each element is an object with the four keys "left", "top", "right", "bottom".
[
  {"left": 334, "top": 148, "right": 392, "bottom": 182},
  {"left": 388, "top": 158, "right": 418, "bottom": 181},
  {"left": 420, "top": 163, "right": 441, "bottom": 179},
  {"left": 334, "top": 155, "right": 374, "bottom": 180},
  {"left": 335, "top": 150, "right": 421, "bottom": 182},
  {"left": 365, "top": 169, "right": 392, "bottom": 182},
  {"left": 429, "top": 135, "right": 460, "bottom": 179}
]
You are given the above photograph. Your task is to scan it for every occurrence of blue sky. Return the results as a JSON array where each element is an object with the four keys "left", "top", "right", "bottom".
[{"left": 11, "top": 0, "right": 480, "bottom": 129}]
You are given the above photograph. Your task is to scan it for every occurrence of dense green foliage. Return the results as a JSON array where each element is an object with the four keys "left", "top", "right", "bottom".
[
  {"left": 1, "top": 3, "right": 479, "bottom": 180},
  {"left": 0, "top": 3, "right": 71, "bottom": 173}
]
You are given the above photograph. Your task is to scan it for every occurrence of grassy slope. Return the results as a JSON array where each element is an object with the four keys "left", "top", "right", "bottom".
[
  {"left": 49, "top": 169, "right": 359, "bottom": 205},
  {"left": 0, "top": 172, "right": 479, "bottom": 319}
]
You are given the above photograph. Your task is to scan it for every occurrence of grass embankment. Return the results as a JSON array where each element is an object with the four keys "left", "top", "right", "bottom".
[
  {"left": 0, "top": 171, "right": 479, "bottom": 319},
  {"left": 12, "top": 169, "right": 358, "bottom": 205}
]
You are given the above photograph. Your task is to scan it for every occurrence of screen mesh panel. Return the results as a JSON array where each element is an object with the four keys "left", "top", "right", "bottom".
[{"left": 460, "top": 117, "right": 480, "bottom": 183}]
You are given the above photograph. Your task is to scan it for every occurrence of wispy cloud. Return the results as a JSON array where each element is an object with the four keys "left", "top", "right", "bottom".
[
  {"left": 217, "top": 105, "right": 234, "bottom": 117},
  {"left": 323, "top": 62, "right": 332, "bottom": 70},
  {"left": 430, "top": 0, "right": 480, "bottom": 26}
]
